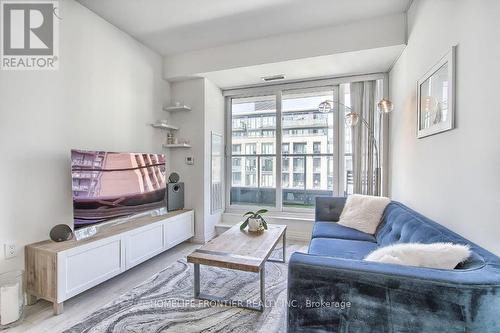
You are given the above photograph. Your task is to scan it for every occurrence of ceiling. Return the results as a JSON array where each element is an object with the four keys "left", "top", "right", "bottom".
[
  {"left": 201, "top": 45, "right": 405, "bottom": 89},
  {"left": 77, "top": 0, "right": 411, "bottom": 55}
]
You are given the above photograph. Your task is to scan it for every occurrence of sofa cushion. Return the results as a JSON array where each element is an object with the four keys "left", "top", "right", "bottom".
[
  {"left": 313, "top": 221, "right": 376, "bottom": 242},
  {"left": 338, "top": 194, "right": 390, "bottom": 234},
  {"left": 315, "top": 196, "right": 346, "bottom": 222},
  {"left": 308, "top": 238, "right": 378, "bottom": 260}
]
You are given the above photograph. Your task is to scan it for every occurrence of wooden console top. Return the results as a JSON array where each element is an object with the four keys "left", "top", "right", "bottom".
[{"left": 27, "top": 209, "right": 192, "bottom": 254}]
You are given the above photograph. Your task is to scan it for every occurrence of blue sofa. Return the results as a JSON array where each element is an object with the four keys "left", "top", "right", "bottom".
[{"left": 288, "top": 197, "right": 500, "bottom": 332}]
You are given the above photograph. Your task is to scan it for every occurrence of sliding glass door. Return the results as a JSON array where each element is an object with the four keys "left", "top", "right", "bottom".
[
  {"left": 281, "top": 88, "right": 337, "bottom": 209},
  {"left": 228, "top": 86, "right": 339, "bottom": 211},
  {"left": 230, "top": 95, "right": 277, "bottom": 207}
]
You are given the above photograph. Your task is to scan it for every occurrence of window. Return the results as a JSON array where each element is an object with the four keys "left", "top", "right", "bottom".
[
  {"left": 232, "top": 172, "right": 241, "bottom": 185},
  {"left": 232, "top": 144, "right": 241, "bottom": 154},
  {"left": 262, "top": 116, "right": 275, "bottom": 128},
  {"left": 229, "top": 88, "right": 336, "bottom": 209},
  {"left": 293, "top": 157, "right": 304, "bottom": 172},
  {"left": 293, "top": 143, "right": 306, "bottom": 154},
  {"left": 227, "top": 79, "right": 385, "bottom": 210},
  {"left": 245, "top": 174, "right": 256, "bottom": 187},
  {"left": 262, "top": 157, "right": 273, "bottom": 172},
  {"left": 313, "top": 174, "right": 321, "bottom": 188},
  {"left": 313, "top": 142, "right": 321, "bottom": 154},
  {"left": 245, "top": 143, "right": 256, "bottom": 155},
  {"left": 313, "top": 158, "right": 321, "bottom": 173},
  {"left": 245, "top": 157, "right": 256, "bottom": 172},
  {"left": 282, "top": 89, "right": 335, "bottom": 207},
  {"left": 293, "top": 173, "right": 304, "bottom": 188},
  {"left": 282, "top": 157, "right": 289, "bottom": 171},
  {"left": 230, "top": 95, "right": 276, "bottom": 206},
  {"left": 262, "top": 130, "right": 274, "bottom": 137},
  {"left": 261, "top": 174, "right": 273, "bottom": 187},
  {"left": 282, "top": 173, "right": 290, "bottom": 188},
  {"left": 262, "top": 143, "right": 274, "bottom": 154},
  {"left": 282, "top": 143, "right": 289, "bottom": 154}
]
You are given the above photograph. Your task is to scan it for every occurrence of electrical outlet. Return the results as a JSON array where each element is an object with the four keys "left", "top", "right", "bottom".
[{"left": 4, "top": 242, "right": 16, "bottom": 259}]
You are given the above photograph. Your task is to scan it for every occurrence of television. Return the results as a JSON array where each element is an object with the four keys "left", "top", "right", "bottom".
[{"left": 71, "top": 149, "right": 167, "bottom": 231}]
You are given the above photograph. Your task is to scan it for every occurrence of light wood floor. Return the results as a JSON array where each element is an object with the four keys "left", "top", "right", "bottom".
[
  {"left": 7, "top": 239, "right": 307, "bottom": 333},
  {"left": 6, "top": 242, "right": 201, "bottom": 333}
]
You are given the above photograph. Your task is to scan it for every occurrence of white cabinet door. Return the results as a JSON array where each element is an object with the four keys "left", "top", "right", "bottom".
[
  {"left": 164, "top": 211, "right": 194, "bottom": 249},
  {"left": 125, "top": 223, "right": 164, "bottom": 269},
  {"left": 58, "top": 235, "right": 125, "bottom": 302},
  {"left": 55, "top": 211, "right": 193, "bottom": 303}
]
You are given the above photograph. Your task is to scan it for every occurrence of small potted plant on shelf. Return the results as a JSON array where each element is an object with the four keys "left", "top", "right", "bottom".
[{"left": 240, "top": 209, "right": 269, "bottom": 232}]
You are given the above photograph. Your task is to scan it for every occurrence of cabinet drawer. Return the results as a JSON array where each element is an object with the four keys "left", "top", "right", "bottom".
[
  {"left": 164, "top": 212, "right": 194, "bottom": 248},
  {"left": 125, "top": 223, "right": 164, "bottom": 269},
  {"left": 58, "top": 236, "right": 124, "bottom": 301}
]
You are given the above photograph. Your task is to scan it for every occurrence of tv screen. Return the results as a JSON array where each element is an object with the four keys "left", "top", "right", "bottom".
[{"left": 71, "top": 149, "right": 167, "bottom": 229}]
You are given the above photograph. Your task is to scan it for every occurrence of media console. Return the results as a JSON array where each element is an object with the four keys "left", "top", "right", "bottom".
[{"left": 25, "top": 209, "right": 194, "bottom": 315}]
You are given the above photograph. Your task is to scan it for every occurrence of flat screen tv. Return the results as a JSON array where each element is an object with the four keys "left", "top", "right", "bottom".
[{"left": 71, "top": 149, "right": 167, "bottom": 230}]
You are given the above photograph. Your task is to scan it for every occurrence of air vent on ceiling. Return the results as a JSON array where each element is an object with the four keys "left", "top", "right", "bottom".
[{"left": 262, "top": 74, "right": 285, "bottom": 82}]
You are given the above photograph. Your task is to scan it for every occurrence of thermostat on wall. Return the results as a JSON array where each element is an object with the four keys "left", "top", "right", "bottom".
[{"left": 185, "top": 156, "right": 194, "bottom": 165}]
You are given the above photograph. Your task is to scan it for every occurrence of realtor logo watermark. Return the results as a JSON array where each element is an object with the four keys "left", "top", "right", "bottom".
[{"left": 1, "top": 0, "right": 59, "bottom": 70}]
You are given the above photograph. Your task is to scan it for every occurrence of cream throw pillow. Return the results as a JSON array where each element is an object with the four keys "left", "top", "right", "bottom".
[
  {"left": 337, "top": 194, "right": 390, "bottom": 234},
  {"left": 364, "top": 243, "right": 471, "bottom": 269}
]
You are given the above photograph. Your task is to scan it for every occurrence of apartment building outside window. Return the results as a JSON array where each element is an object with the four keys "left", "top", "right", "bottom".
[
  {"left": 232, "top": 144, "right": 241, "bottom": 154},
  {"left": 313, "top": 142, "right": 321, "bottom": 154},
  {"left": 262, "top": 143, "right": 274, "bottom": 154},
  {"left": 232, "top": 172, "right": 241, "bottom": 185},
  {"left": 282, "top": 143, "right": 290, "bottom": 154},
  {"left": 293, "top": 143, "right": 306, "bottom": 154},
  {"left": 245, "top": 143, "right": 256, "bottom": 155}
]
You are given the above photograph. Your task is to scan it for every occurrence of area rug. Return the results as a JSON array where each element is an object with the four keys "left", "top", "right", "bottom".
[{"left": 64, "top": 244, "right": 303, "bottom": 333}]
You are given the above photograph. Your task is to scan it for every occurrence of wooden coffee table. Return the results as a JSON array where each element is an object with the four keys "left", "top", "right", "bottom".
[{"left": 187, "top": 223, "right": 287, "bottom": 311}]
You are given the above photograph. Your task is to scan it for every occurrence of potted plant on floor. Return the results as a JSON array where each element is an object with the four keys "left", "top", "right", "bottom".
[{"left": 240, "top": 209, "right": 268, "bottom": 232}]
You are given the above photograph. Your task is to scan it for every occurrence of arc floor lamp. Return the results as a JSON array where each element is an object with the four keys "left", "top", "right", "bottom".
[{"left": 318, "top": 98, "right": 394, "bottom": 196}]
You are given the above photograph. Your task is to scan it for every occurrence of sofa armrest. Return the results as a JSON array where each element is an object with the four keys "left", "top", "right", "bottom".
[
  {"left": 315, "top": 196, "right": 346, "bottom": 222},
  {"left": 288, "top": 252, "right": 500, "bottom": 332}
]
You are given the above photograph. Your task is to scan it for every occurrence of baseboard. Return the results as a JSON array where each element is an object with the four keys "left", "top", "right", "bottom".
[
  {"left": 189, "top": 237, "right": 207, "bottom": 244},
  {"left": 190, "top": 231, "right": 218, "bottom": 244}
]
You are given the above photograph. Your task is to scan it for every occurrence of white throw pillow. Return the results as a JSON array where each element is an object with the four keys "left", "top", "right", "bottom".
[
  {"left": 337, "top": 194, "right": 390, "bottom": 234},
  {"left": 364, "top": 243, "right": 471, "bottom": 269}
]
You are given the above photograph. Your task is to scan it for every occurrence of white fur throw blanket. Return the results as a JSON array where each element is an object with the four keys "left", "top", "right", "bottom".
[{"left": 365, "top": 242, "right": 471, "bottom": 269}]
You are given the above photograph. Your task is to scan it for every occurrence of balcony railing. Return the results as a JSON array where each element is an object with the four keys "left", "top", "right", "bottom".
[
  {"left": 232, "top": 118, "right": 327, "bottom": 131},
  {"left": 230, "top": 153, "right": 334, "bottom": 207}
]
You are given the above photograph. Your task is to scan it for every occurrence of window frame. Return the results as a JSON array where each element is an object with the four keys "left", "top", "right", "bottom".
[{"left": 224, "top": 73, "right": 387, "bottom": 215}]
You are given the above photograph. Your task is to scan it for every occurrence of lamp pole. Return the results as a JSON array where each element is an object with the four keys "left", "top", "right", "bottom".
[
  {"left": 318, "top": 99, "right": 393, "bottom": 196},
  {"left": 357, "top": 115, "right": 381, "bottom": 196}
]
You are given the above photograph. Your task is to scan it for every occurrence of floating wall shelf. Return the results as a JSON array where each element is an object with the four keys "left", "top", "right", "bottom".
[
  {"left": 162, "top": 143, "right": 192, "bottom": 149},
  {"left": 163, "top": 105, "right": 191, "bottom": 112},
  {"left": 151, "top": 123, "right": 179, "bottom": 130}
]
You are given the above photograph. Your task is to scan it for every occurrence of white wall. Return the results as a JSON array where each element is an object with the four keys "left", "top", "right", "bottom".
[
  {"left": 389, "top": 0, "right": 500, "bottom": 255},
  {"left": 0, "top": 0, "right": 169, "bottom": 272},
  {"left": 203, "top": 80, "right": 225, "bottom": 241},
  {"left": 168, "top": 79, "right": 206, "bottom": 242},
  {"left": 168, "top": 78, "right": 225, "bottom": 243}
]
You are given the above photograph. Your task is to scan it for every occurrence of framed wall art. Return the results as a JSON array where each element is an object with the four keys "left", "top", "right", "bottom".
[{"left": 417, "top": 45, "right": 456, "bottom": 138}]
